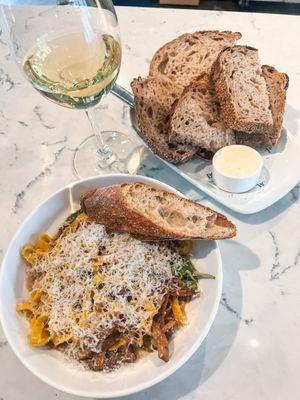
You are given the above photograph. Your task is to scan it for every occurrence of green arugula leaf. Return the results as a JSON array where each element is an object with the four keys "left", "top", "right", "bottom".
[
  {"left": 66, "top": 209, "right": 82, "bottom": 223},
  {"left": 171, "top": 255, "right": 215, "bottom": 291}
]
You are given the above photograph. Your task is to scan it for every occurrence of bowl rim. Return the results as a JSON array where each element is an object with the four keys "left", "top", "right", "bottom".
[{"left": 0, "top": 173, "right": 222, "bottom": 398}]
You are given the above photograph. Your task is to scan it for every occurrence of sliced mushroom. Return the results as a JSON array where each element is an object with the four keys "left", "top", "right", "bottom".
[{"left": 151, "top": 321, "right": 169, "bottom": 362}]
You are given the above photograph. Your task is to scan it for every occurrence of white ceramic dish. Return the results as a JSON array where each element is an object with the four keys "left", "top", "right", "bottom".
[
  {"left": 212, "top": 145, "right": 263, "bottom": 193},
  {"left": 0, "top": 174, "right": 222, "bottom": 398}
]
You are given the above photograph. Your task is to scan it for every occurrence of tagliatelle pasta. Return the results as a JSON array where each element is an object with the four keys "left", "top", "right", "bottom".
[{"left": 17, "top": 211, "right": 212, "bottom": 371}]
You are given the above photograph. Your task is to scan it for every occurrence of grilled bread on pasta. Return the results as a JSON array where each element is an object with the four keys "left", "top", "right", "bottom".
[{"left": 81, "top": 182, "right": 236, "bottom": 240}]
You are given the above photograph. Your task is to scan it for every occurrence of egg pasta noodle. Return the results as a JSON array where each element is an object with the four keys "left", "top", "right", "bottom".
[{"left": 17, "top": 211, "right": 212, "bottom": 371}]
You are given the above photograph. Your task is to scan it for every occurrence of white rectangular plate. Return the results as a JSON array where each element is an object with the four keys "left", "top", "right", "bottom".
[
  {"left": 127, "top": 94, "right": 299, "bottom": 215},
  {"left": 162, "top": 129, "right": 300, "bottom": 214}
]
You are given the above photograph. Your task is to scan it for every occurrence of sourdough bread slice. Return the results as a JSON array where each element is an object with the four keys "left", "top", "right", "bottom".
[
  {"left": 168, "top": 74, "right": 236, "bottom": 153},
  {"left": 213, "top": 46, "right": 273, "bottom": 135},
  {"left": 150, "top": 30, "right": 242, "bottom": 89},
  {"left": 81, "top": 183, "right": 236, "bottom": 240},
  {"left": 131, "top": 76, "right": 196, "bottom": 164},
  {"left": 235, "top": 65, "right": 289, "bottom": 147}
]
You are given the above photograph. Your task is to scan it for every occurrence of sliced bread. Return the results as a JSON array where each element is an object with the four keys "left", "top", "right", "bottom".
[
  {"left": 150, "top": 30, "right": 242, "bottom": 89},
  {"left": 81, "top": 183, "right": 236, "bottom": 240},
  {"left": 168, "top": 74, "right": 236, "bottom": 153},
  {"left": 235, "top": 65, "right": 289, "bottom": 147},
  {"left": 213, "top": 45, "right": 273, "bottom": 135},
  {"left": 131, "top": 76, "right": 196, "bottom": 164}
]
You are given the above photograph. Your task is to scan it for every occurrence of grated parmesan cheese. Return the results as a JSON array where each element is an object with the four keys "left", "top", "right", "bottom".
[{"left": 31, "top": 219, "right": 182, "bottom": 356}]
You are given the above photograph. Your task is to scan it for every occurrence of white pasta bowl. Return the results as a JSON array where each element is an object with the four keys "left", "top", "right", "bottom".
[{"left": 0, "top": 174, "right": 222, "bottom": 398}]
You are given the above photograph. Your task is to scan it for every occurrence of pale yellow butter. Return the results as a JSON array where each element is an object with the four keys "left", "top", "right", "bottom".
[{"left": 213, "top": 145, "right": 262, "bottom": 178}]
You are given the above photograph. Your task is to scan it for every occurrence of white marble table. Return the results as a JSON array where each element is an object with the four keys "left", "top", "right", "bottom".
[{"left": 1, "top": 5, "right": 300, "bottom": 400}]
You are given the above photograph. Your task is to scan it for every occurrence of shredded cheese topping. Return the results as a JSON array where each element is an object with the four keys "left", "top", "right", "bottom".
[{"left": 31, "top": 220, "right": 182, "bottom": 354}]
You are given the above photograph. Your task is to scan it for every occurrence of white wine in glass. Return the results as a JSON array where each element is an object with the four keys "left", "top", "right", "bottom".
[
  {"left": 1, "top": 0, "right": 137, "bottom": 178},
  {"left": 23, "top": 32, "right": 121, "bottom": 109}
]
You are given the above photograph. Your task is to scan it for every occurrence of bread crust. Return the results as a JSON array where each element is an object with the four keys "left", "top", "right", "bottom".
[
  {"left": 213, "top": 45, "right": 274, "bottom": 135},
  {"left": 150, "top": 30, "right": 242, "bottom": 89},
  {"left": 262, "top": 65, "right": 289, "bottom": 145},
  {"left": 131, "top": 76, "right": 196, "bottom": 164},
  {"left": 81, "top": 183, "right": 236, "bottom": 240},
  {"left": 235, "top": 65, "right": 288, "bottom": 147}
]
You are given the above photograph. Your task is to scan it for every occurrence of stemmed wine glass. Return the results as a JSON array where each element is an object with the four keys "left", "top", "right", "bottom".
[{"left": 1, "top": 0, "right": 136, "bottom": 178}]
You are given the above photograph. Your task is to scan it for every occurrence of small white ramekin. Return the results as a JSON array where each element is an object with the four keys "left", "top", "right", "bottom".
[{"left": 212, "top": 145, "right": 263, "bottom": 193}]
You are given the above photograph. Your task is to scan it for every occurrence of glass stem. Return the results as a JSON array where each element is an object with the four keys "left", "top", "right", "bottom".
[{"left": 85, "top": 107, "right": 112, "bottom": 164}]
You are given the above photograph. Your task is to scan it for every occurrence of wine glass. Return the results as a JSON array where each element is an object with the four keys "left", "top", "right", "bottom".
[{"left": 1, "top": 0, "right": 137, "bottom": 178}]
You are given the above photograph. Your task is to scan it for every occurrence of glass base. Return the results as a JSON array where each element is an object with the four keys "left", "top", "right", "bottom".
[{"left": 73, "top": 131, "right": 142, "bottom": 179}]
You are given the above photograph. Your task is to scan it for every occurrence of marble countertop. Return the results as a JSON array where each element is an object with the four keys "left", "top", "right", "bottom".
[{"left": 1, "top": 5, "right": 300, "bottom": 400}]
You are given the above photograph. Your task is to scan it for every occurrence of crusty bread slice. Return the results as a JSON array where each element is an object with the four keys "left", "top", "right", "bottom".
[
  {"left": 131, "top": 76, "right": 196, "bottom": 164},
  {"left": 168, "top": 74, "right": 235, "bottom": 153},
  {"left": 235, "top": 65, "right": 289, "bottom": 147},
  {"left": 81, "top": 183, "right": 236, "bottom": 240},
  {"left": 262, "top": 65, "right": 289, "bottom": 139},
  {"left": 213, "top": 46, "right": 273, "bottom": 135},
  {"left": 149, "top": 31, "right": 241, "bottom": 89}
]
